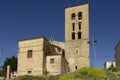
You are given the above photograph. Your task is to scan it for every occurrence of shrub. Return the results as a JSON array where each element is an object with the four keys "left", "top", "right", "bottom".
[
  {"left": 59, "top": 67, "right": 105, "bottom": 80},
  {"left": 15, "top": 75, "right": 46, "bottom": 80},
  {"left": 48, "top": 75, "right": 59, "bottom": 80},
  {"left": 76, "top": 67, "right": 105, "bottom": 80},
  {"left": 15, "top": 68, "right": 106, "bottom": 80}
]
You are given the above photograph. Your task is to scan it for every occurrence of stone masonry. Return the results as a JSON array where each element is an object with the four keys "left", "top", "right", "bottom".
[{"left": 17, "top": 3, "right": 90, "bottom": 76}]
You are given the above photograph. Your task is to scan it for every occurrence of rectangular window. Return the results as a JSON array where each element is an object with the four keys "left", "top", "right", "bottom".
[
  {"left": 72, "top": 32, "right": 75, "bottom": 40},
  {"left": 27, "top": 50, "right": 32, "bottom": 58},
  {"left": 28, "top": 71, "right": 32, "bottom": 74},
  {"left": 50, "top": 59, "right": 54, "bottom": 64},
  {"left": 78, "top": 22, "right": 81, "bottom": 30},
  {"left": 78, "top": 32, "right": 81, "bottom": 39},
  {"left": 72, "top": 23, "right": 75, "bottom": 31},
  {"left": 75, "top": 66, "right": 78, "bottom": 70}
]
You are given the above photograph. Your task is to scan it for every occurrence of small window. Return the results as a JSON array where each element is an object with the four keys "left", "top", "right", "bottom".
[
  {"left": 75, "top": 66, "right": 78, "bottom": 70},
  {"left": 27, "top": 50, "right": 32, "bottom": 58},
  {"left": 62, "top": 50, "right": 65, "bottom": 57},
  {"left": 78, "top": 22, "right": 81, "bottom": 30},
  {"left": 28, "top": 71, "right": 32, "bottom": 74},
  {"left": 50, "top": 59, "right": 54, "bottom": 64},
  {"left": 72, "top": 23, "right": 75, "bottom": 31},
  {"left": 78, "top": 12, "right": 82, "bottom": 20},
  {"left": 72, "top": 32, "right": 75, "bottom": 40},
  {"left": 71, "top": 13, "right": 75, "bottom": 20},
  {"left": 75, "top": 46, "right": 79, "bottom": 53},
  {"left": 78, "top": 32, "right": 81, "bottom": 39}
]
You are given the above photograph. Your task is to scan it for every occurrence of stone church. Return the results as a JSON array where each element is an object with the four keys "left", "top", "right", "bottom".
[{"left": 17, "top": 3, "right": 90, "bottom": 76}]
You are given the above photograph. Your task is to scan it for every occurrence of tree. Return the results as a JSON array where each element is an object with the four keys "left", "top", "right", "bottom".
[{"left": 2, "top": 56, "right": 17, "bottom": 73}]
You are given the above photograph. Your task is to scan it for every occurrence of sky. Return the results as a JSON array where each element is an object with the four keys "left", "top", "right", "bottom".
[{"left": 0, "top": 0, "right": 120, "bottom": 68}]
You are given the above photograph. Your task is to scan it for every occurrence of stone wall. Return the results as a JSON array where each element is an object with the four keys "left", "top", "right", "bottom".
[
  {"left": 17, "top": 37, "right": 45, "bottom": 76},
  {"left": 65, "top": 3, "right": 90, "bottom": 72},
  {"left": 46, "top": 55, "right": 62, "bottom": 75},
  {"left": 115, "top": 42, "right": 120, "bottom": 67}
]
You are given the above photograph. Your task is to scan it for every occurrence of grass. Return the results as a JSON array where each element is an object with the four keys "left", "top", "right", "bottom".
[{"left": 15, "top": 67, "right": 106, "bottom": 80}]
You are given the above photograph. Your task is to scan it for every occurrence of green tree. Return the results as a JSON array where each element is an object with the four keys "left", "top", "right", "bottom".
[{"left": 2, "top": 56, "right": 17, "bottom": 73}]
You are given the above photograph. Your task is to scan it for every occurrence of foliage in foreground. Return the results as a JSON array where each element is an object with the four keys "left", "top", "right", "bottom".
[
  {"left": 15, "top": 75, "right": 46, "bottom": 80},
  {"left": 15, "top": 67, "right": 106, "bottom": 80},
  {"left": 15, "top": 75, "right": 59, "bottom": 80},
  {"left": 105, "top": 67, "right": 120, "bottom": 80},
  {"left": 59, "top": 67, "right": 105, "bottom": 80},
  {"left": 0, "top": 56, "right": 17, "bottom": 77}
]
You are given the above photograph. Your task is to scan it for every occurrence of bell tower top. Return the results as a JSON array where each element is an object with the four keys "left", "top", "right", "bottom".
[{"left": 65, "top": 3, "right": 89, "bottom": 41}]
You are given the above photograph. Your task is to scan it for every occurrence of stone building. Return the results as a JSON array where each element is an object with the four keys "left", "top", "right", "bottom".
[
  {"left": 115, "top": 42, "right": 120, "bottom": 67},
  {"left": 17, "top": 3, "right": 90, "bottom": 76},
  {"left": 104, "top": 61, "right": 116, "bottom": 69},
  {"left": 17, "top": 37, "right": 68, "bottom": 76},
  {"left": 64, "top": 3, "right": 89, "bottom": 72}
]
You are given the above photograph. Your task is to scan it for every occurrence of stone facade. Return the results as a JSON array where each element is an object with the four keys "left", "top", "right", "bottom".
[
  {"left": 65, "top": 3, "right": 90, "bottom": 72},
  {"left": 17, "top": 3, "right": 90, "bottom": 76},
  {"left": 46, "top": 54, "right": 68, "bottom": 75},
  {"left": 115, "top": 42, "right": 120, "bottom": 67},
  {"left": 17, "top": 37, "right": 68, "bottom": 76}
]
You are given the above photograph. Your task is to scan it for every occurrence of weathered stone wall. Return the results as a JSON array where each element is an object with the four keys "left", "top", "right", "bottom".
[
  {"left": 50, "top": 40, "right": 65, "bottom": 49},
  {"left": 61, "top": 56, "right": 69, "bottom": 74},
  {"left": 46, "top": 55, "right": 62, "bottom": 75},
  {"left": 65, "top": 3, "right": 89, "bottom": 41},
  {"left": 115, "top": 42, "right": 120, "bottom": 67},
  {"left": 17, "top": 37, "right": 44, "bottom": 76},
  {"left": 46, "top": 54, "right": 68, "bottom": 75},
  {"left": 65, "top": 3, "right": 90, "bottom": 72}
]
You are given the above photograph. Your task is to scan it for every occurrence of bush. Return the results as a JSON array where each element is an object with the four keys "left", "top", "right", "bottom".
[
  {"left": 16, "top": 75, "right": 46, "bottom": 80},
  {"left": 105, "top": 70, "right": 120, "bottom": 80},
  {"left": 59, "top": 67, "right": 105, "bottom": 80},
  {"left": 15, "top": 68, "right": 106, "bottom": 80},
  {"left": 48, "top": 75, "right": 59, "bottom": 80},
  {"left": 0, "top": 69, "right": 6, "bottom": 77}
]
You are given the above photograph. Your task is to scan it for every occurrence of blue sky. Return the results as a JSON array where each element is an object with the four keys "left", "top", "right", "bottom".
[{"left": 0, "top": 0, "right": 120, "bottom": 68}]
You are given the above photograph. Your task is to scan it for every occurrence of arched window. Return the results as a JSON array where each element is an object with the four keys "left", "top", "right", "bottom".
[
  {"left": 71, "top": 13, "right": 75, "bottom": 20},
  {"left": 72, "top": 23, "right": 75, "bottom": 31},
  {"left": 72, "top": 32, "right": 75, "bottom": 40},
  {"left": 75, "top": 46, "right": 79, "bottom": 53},
  {"left": 78, "top": 12, "right": 82, "bottom": 20},
  {"left": 78, "top": 22, "right": 81, "bottom": 30},
  {"left": 78, "top": 32, "right": 81, "bottom": 39},
  {"left": 75, "top": 66, "right": 78, "bottom": 70}
]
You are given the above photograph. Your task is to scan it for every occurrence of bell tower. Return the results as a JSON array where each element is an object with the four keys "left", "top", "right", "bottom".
[{"left": 65, "top": 3, "right": 90, "bottom": 72}]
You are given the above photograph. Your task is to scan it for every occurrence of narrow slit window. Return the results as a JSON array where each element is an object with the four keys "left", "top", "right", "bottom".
[
  {"left": 28, "top": 71, "right": 32, "bottom": 74},
  {"left": 75, "top": 66, "right": 78, "bottom": 70},
  {"left": 78, "top": 12, "right": 82, "bottom": 20},
  {"left": 78, "top": 22, "right": 81, "bottom": 30},
  {"left": 72, "top": 32, "right": 75, "bottom": 40},
  {"left": 72, "top": 23, "right": 75, "bottom": 31},
  {"left": 71, "top": 13, "right": 75, "bottom": 20},
  {"left": 50, "top": 59, "right": 54, "bottom": 64},
  {"left": 78, "top": 32, "right": 81, "bottom": 39}
]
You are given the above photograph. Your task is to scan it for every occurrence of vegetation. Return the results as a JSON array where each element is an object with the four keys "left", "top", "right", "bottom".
[
  {"left": 59, "top": 67, "right": 105, "bottom": 80},
  {"left": 15, "top": 75, "right": 59, "bottom": 80},
  {"left": 105, "top": 67, "right": 120, "bottom": 80},
  {"left": 15, "top": 75, "right": 46, "bottom": 80},
  {"left": 0, "top": 61, "right": 119, "bottom": 80},
  {"left": 15, "top": 67, "right": 105, "bottom": 80},
  {"left": 0, "top": 56, "right": 17, "bottom": 77}
]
